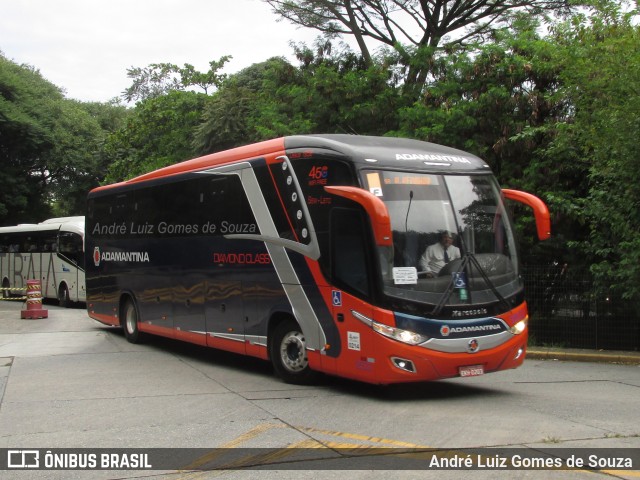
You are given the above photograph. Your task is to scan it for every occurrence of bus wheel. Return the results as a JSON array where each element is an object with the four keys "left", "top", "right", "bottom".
[
  {"left": 269, "top": 319, "right": 317, "bottom": 384},
  {"left": 58, "top": 284, "right": 70, "bottom": 308},
  {"left": 122, "top": 299, "right": 142, "bottom": 344}
]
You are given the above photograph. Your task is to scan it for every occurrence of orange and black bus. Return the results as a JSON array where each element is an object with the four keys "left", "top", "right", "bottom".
[{"left": 85, "top": 135, "right": 550, "bottom": 384}]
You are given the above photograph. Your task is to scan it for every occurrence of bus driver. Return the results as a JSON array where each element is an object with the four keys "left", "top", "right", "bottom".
[{"left": 419, "top": 231, "right": 461, "bottom": 278}]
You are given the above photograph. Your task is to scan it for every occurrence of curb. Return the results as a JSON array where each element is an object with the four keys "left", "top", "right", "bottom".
[{"left": 527, "top": 348, "right": 640, "bottom": 365}]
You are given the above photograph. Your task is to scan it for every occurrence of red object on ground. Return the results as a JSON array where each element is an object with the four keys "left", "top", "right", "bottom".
[{"left": 21, "top": 279, "right": 48, "bottom": 319}]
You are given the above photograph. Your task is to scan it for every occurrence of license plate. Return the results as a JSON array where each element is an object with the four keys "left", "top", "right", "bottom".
[{"left": 459, "top": 365, "right": 484, "bottom": 377}]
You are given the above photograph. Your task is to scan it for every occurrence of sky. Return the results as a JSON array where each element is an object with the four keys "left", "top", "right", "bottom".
[{"left": 0, "top": 0, "right": 322, "bottom": 102}]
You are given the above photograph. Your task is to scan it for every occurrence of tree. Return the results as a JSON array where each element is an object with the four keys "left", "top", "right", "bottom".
[
  {"left": 1, "top": 54, "right": 59, "bottom": 222},
  {"left": 104, "top": 91, "right": 207, "bottom": 182},
  {"left": 123, "top": 57, "right": 231, "bottom": 103},
  {"left": 547, "top": 0, "right": 640, "bottom": 298},
  {"left": 392, "top": 14, "right": 563, "bottom": 167},
  {"left": 50, "top": 99, "right": 129, "bottom": 216},
  {"left": 192, "top": 58, "right": 295, "bottom": 154},
  {"left": 0, "top": 54, "right": 122, "bottom": 223},
  {"left": 387, "top": 12, "right": 595, "bottom": 266},
  {"left": 264, "top": 0, "right": 572, "bottom": 94},
  {"left": 193, "top": 44, "right": 403, "bottom": 155},
  {"left": 193, "top": 82, "right": 256, "bottom": 154}
]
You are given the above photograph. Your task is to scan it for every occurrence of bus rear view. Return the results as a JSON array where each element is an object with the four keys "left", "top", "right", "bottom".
[{"left": 86, "top": 135, "right": 550, "bottom": 384}]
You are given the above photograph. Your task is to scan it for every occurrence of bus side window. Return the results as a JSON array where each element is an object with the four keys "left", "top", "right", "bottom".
[
  {"left": 43, "top": 230, "right": 57, "bottom": 251},
  {"left": 330, "top": 208, "right": 371, "bottom": 298}
]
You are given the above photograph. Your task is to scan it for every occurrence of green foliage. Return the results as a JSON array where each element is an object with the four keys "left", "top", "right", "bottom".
[
  {"left": 0, "top": 55, "right": 60, "bottom": 222},
  {"left": 103, "top": 91, "right": 207, "bottom": 182},
  {"left": 193, "top": 83, "right": 256, "bottom": 154},
  {"left": 264, "top": 0, "right": 573, "bottom": 99},
  {"left": 387, "top": 15, "right": 574, "bottom": 261},
  {"left": 254, "top": 43, "right": 401, "bottom": 138},
  {"left": 394, "top": 15, "right": 562, "bottom": 167},
  {"left": 49, "top": 99, "right": 129, "bottom": 216},
  {"left": 192, "top": 58, "right": 294, "bottom": 154},
  {"left": 123, "top": 57, "right": 231, "bottom": 102},
  {"left": 549, "top": 0, "right": 640, "bottom": 298},
  {"left": 0, "top": 54, "right": 123, "bottom": 223},
  {"left": 193, "top": 48, "right": 402, "bottom": 155},
  {"left": 290, "top": 60, "right": 400, "bottom": 135}
]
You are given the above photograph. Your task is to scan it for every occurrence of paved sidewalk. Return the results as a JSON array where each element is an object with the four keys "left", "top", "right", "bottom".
[{"left": 527, "top": 347, "right": 640, "bottom": 365}]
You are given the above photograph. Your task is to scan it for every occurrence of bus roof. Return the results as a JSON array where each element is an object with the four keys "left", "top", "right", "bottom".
[
  {"left": 89, "top": 135, "right": 491, "bottom": 195},
  {"left": 90, "top": 137, "right": 285, "bottom": 194},
  {"left": 0, "top": 217, "right": 84, "bottom": 236},
  {"left": 285, "top": 134, "right": 490, "bottom": 171}
]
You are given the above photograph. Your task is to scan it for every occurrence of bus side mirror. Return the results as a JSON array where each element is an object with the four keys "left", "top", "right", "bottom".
[
  {"left": 324, "top": 186, "right": 393, "bottom": 247},
  {"left": 502, "top": 189, "right": 551, "bottom": 241}
]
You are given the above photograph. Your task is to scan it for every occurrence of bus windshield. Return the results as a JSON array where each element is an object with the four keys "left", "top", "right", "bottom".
[{"left": 363, "top": 170, "right": 520, "bottom": 308}]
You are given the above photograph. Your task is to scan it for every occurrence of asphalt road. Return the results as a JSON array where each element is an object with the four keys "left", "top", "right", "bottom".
[{"left": 0, "top": 300, "right": 638, "bottom": 479}]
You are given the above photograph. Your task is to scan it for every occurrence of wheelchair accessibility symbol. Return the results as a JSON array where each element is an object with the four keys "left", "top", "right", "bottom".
[
  {"left": 332, "top": 290, "right": 342, "bottom": 307},
  {"left": 452, "top": 272, "right": 467, "bottom": 289}
]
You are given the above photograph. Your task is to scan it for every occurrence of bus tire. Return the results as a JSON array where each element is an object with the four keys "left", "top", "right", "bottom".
[
  {"left": 58, "top": 284, "right": 70, "bottom": 308},
  {"left": 269, "top": 319, "right": 318, "bottom": 384},
  {"left": 122, "top": 298, "right": 143, "bottom": 344}
]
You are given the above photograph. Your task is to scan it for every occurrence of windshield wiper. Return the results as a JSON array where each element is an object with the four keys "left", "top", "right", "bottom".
[{"left": 430, "top": 253, "right": 511, "bottom": 316}]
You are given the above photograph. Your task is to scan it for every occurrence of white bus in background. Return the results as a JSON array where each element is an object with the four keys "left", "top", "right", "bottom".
[{"left": 0, "top": 216, "right": 85, "bottom": 306}]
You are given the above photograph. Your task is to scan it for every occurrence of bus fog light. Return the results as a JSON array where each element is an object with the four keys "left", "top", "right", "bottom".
[
  {"left": 509, "top": 319, "right": 527, "bottom": 335},
  {"left": 514, "top": 347, "right": 524, "bottom": 360},
  {"left": 391, "top": 357, "right": 416, "bottom": 373}
]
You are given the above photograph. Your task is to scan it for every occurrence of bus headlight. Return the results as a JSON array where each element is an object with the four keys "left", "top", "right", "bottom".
[
  {"left": 372, "top": 322, "right": 429, "bottom": 346},
  {"left": 509, "top": 318, "right": 527, "bottom": 335},
  {"left": 351, "top": 309, "right": 429, "bottom": 346}
]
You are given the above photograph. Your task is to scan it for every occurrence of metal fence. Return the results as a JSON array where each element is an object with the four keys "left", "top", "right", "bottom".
[{"left": 522, "top": 264, "right": 639, "bottom": 351}]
